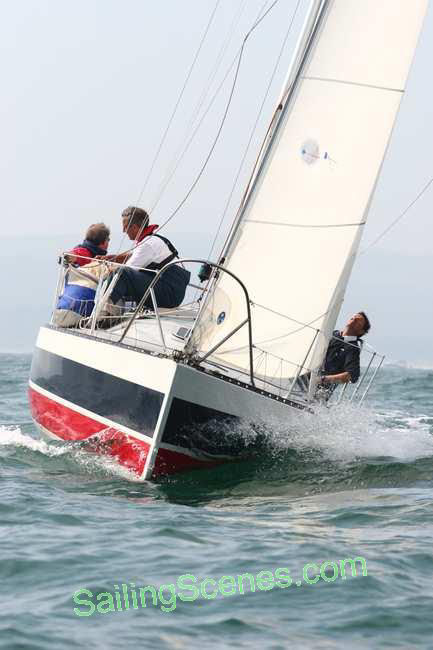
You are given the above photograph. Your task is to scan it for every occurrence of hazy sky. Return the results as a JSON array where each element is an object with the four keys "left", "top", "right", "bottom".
[{"left": 1, "top": 1, "right": 432, "bottom": 363}]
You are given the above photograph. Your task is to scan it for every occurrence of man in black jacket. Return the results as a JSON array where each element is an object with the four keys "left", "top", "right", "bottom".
[{"left": 319, "top": 311, "right": 371, "bottom": 389}]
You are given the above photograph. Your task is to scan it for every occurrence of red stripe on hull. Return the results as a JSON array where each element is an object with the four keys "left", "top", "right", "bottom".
[
  {"left": 29, "top": 386, "right": 106, "bottom": 441},
  {"left": 83, "top": 429, "right": 149, "bottom": 476},
  {"left": 153, "top": 447, "right": 225, "bottom": 477},
  {"left": 29, "top": 386, "right": 150, "bottom": 475}
]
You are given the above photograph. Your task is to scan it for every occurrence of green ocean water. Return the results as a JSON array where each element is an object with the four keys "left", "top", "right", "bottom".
[{"left": 1, "top": 352, "right": 433, "bottom": 649}]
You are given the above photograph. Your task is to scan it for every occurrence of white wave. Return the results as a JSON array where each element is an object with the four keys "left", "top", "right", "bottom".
[
  {"left": 0, "top": 425, "right": 140, "bottom": 481},
  {"left": 384, "top": 359, "right": 433, "bottom": 371},
  {"left": 0, "top": 425, "right": 71, "bottom": 456},
  {"left": 266, "top": 403, "right": 433, "bottom": 463}
]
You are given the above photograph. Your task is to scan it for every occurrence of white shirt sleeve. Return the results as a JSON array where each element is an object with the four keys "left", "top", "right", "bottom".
[{"left": 126, "top": 237, "right": 170, "bottom": 269}]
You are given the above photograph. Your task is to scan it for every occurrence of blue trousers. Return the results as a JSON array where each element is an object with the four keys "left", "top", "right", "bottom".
[{"left": 110, "top": 265, "right": 191, "bottom": 309}]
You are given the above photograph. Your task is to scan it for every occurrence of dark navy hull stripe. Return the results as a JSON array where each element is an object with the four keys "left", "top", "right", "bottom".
[
  {"left": 30, "top": 347, "right": 164, "bottom": 438},
  {"left": 162, "top": 397, "right": 268, "bottom": 457}
]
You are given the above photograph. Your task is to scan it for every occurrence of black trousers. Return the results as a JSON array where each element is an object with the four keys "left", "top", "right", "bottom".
[{"left": 110, "top": 265, "right": 191, "bottom": 309}]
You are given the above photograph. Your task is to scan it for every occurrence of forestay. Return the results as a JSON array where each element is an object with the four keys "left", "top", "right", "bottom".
[{"left": 188, "top": 0, "right": 427, "bottom": 390}]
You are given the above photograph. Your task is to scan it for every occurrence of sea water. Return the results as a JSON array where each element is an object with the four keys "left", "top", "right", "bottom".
[{"left": 1, "top": 353, "right": 433, "bottom": 649}]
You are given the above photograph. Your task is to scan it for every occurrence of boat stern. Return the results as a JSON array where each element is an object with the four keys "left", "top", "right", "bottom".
[{"left": 29, "top": 325, "right": 177, "bottom": 479}]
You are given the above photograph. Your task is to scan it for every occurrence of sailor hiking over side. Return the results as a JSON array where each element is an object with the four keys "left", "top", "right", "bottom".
[{"left": 315, "top": 312, "right": 371, "bottom": 400}]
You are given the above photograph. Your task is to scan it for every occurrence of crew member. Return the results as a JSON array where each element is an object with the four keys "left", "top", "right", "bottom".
[
  {"left": 319, "top": 311, "right": 371, "bottom": 389},
  {"left": 102, "top": 206, "right": 190, "bottom": 309},
  {"left": 68, "top": 223, "right": 110, "bottom": 266}
]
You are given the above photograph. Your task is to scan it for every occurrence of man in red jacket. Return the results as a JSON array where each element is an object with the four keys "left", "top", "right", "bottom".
[{"left": 68, "top": 223, "right": 110, "bottom": 266}]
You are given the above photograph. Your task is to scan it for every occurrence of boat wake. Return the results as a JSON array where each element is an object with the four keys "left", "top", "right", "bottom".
[
  {"left": 0, "top": 425, "right": 70, "bottom": 456},
  {"left": 266, "top": 402, "right": 433, "bottom": 463},
  {"left": 0, "top": 425, "right": 138, "bottom": 482}
]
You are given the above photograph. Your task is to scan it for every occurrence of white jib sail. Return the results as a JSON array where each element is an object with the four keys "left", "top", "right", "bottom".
[{"left": 188, "top": 0, "right": 427, "bottom": 390}]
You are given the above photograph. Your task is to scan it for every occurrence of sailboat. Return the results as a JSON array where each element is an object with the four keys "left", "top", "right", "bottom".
[{"left": 28, "top": 0, "right": 427, "bottom": 480}]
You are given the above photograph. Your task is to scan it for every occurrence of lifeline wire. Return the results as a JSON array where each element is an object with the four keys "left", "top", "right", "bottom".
[
  {"left": 360, "top": 175, "right": 433, "bottom": 254},
  {"left": 156, "top": 0, "right": 283, "bottom": 234}
]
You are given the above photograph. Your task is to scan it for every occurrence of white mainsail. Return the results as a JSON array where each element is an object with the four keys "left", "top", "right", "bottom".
[{"left": 188, "top": 0, "right": 427, "bottom": 390}]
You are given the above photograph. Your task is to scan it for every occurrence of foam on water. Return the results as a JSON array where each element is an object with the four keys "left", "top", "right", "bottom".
[
  {"left": 385, "top": 360, "right": 433, "bottom": 371},
  {"left": 0, "top": 425, "right": 139, "bottom": 481},
  {"left": 266, "top": 402, "right": 433, "bottom": 463},
  {"left": 0, "top": 425, "right": 69, "bottom": 456}
]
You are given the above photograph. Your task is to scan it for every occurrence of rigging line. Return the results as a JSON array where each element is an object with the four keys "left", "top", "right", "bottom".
[
  {"left": 136, "top": 0, "right": 221, "bottom": 205},
  {"left": 155, "top": 50, "right": 244, "bottom": 230},
  {"left": 150, "top": 0, "right": 271, "bottom": 216},
  {"left": 191, "top": 0, "right": 295, "bottom": 303},
  {"left": 207, "top": 0, "right": 302, "bottom": 262},
  {"left": 253, "top": 302, "right": 328, "bottom": 331},
  {"left": 149, "top": 0, "right": 248, "bottom": 210},
  {"left": 148, "top": 46, "right": 238, "bottom": 215},
  {"left": 111, "top": 1, "right": 271, "bottom": 284},
  {"left": 193, "top": 0, "right": 248, "bottom": 120},
  {"left": 217, "top": 0, "right": 331, "bottom": 262},
  {"left": 113, "top": 0, "right": 221, "bottom": 256},
  {"left": 253, "top": 347, "right": 300, "bottom": 369},
  {"left": 212, "top": 310, "right": 326, "bottom": 356},
  {"left": 220, "top": 318, "right": 322, "bottom": 356},
  {"left": 155, "top": 0, "right": 283, "bottom": 233},
  {"left": 250, "top": 317, "right": 324, "bottom": 347},
  {"left": 360, "top": 175, "right": 433, "bottom": 254}
]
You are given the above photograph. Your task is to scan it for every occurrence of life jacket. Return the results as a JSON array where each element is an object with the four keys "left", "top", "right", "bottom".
[
  {"left": 74, "top": 239, "right": 108, "bottom": 258},
  {"left": 323, "top": 331, "right": 361, "bottom": 375},
  {"left": 70, "top": 239, "right": 108, "bottom": 267},
  {"left": 142, "top": 234, "right": 179, "bottom": 271}
]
